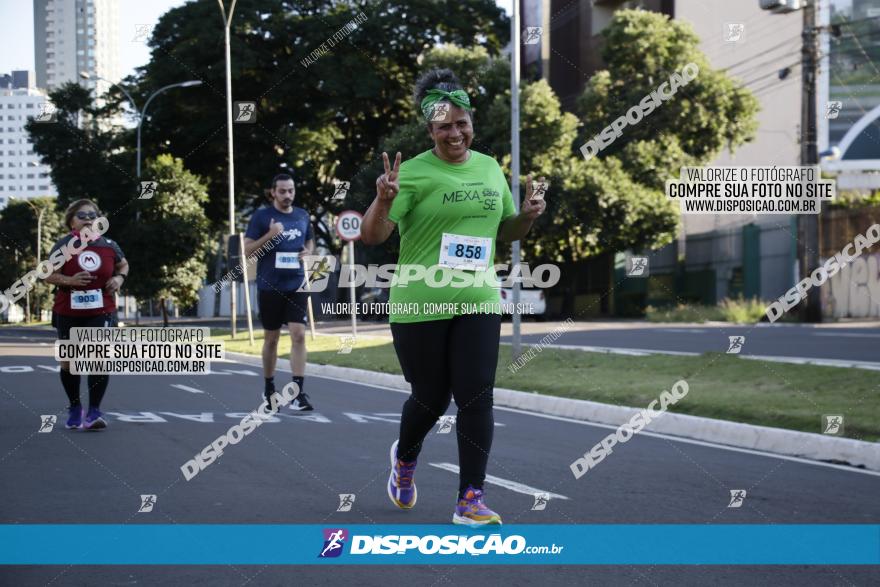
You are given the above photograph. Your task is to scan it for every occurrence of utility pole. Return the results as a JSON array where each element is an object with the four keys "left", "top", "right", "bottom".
[
  {"left": 799, "top": 0, "right": 822, "bottom": 322},
  {"left": 510, "top": 0, "right": 522, "bottom": 361},
  {"left": 218, "top": 0, "right": 239, "bottom": 336}
]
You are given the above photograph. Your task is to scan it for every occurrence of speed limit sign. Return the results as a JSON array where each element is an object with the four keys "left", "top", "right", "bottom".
[{"left": 336, "top": 210, "right": 363, "bottom": 242}]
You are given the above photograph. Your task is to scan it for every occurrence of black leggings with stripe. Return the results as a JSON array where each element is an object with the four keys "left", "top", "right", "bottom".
[{"left": 391, "top": 313, "right": 501, "bottom": 498}]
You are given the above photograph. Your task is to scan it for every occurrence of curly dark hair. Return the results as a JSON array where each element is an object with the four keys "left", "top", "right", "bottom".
[{"left": 413, "top": 68, "right": 470, "bottom": 122}]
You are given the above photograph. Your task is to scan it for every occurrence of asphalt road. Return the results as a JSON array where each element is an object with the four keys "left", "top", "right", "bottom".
[
  {"left": 0, "top": 334, "right": 878, "bottom": 586},
  {"left": 49, "top": 318, "right": 880, "bottom": 363},
  {"left": 499, "top": 324, "right": 880, "bottom": 364}
]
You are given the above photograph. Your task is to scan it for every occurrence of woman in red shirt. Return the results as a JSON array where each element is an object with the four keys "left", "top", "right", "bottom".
[{"left": 45, "top": 199, "right": 128, "bottom": 430}]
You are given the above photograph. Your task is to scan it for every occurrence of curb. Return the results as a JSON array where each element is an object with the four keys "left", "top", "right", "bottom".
[{"left": 225, "top": 352, "right": 880, "bottom": 472}]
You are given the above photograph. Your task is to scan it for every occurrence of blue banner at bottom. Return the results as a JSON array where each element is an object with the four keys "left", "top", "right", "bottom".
[{"left": 1, "top": 525, "right": 878, "bottom": 565}]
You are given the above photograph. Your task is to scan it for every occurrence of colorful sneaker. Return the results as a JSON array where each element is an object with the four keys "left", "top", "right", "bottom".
[
  {"left": 453, "top": 486, "right": 502, "bottom": 526},
  {"left": 83, "top": 407, "right": 107, "bottom": 430},
  {"left": 65, "top": 405, "right": 83, "bottom": 429},
  {"left": 387, "top": 439, "right": 417, "bottom": 509}
]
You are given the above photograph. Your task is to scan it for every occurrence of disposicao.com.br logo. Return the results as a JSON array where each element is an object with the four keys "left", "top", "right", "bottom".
[{"left": 318, "top": 528, "right": 563, "bottom": 558}]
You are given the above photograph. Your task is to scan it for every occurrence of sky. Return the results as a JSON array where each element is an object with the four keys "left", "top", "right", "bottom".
[{"left": 0, "top": 0, "right": 513, "bottom": 80}]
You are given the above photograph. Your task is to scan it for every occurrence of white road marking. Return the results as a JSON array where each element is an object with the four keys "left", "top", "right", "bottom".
[
  {"left": 503, "top": 343, "right": 880, "bottom": 371},
  {"left": 429, "top": 462, "right": 570, "bottom": 500},
  {"left": 213, "top": 368, "right": 258, "bottom": 376},
  {"left": 171, "top": 384, "right": 204, "bottom": 394},
  {"left": 370, "top": 412, "right": 506, "bottom": 426},
  {"left": 159, "top": 411, "right": 214, "bottom": 423},
  {"left": 344, "top": 412, "right": 401, "bottom": 424},
  {"left": 814, "top": 332, "right": 880, "bottom": 338},
  {"left": 659, "top": 328, "right": 708, "bottom": 333}
]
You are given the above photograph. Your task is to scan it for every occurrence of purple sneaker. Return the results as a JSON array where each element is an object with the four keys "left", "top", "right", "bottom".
[
  {"left": 387, "top": 440, "right": 417, "bottom": 509},
  {"left": 65, "top": 405, "right": 83, "bottom": 429},
  {"left": 83, "top": 407, "right": 107, "bottom": 430},
  {"left": 453, "top": 486, "right": 502, "bottom": 526}
]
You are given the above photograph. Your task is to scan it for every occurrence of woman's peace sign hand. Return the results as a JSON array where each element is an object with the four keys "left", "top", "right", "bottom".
[{"left": 376, "top": 151, "right": 401, "bottom": 201}]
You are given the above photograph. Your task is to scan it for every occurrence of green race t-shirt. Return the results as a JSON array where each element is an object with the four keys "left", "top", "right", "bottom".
[{"left": 387, "top": 149, "right": 517, "bottom": 323}]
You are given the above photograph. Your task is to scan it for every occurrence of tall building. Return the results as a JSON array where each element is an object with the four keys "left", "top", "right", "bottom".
[
  {"left": 0, "top": 82, "right": 59, "bottom": 208},
  {"left": 12, "top": 70, "right": 36, "bottom": 90},
  {"left": 33, "top": 0, "right": 119, "bottom": 95}
]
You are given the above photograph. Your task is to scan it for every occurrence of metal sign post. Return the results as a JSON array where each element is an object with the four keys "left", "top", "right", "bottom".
[
  {"left": 238, "top": 232, "right": 254, "bottom": 346},
  {"left": 336, "top": 210, "right": 363, "bottom": 338},
  {"left": 303, "top": 261, "right": 317, "bottom": 341}
]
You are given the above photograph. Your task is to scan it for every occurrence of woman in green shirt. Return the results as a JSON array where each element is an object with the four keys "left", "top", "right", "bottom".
[{"left": 362, "top": 68, "right": 546, "bottom": 526}]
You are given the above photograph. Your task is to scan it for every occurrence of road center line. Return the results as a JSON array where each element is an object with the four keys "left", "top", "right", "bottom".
[
  {"left": 171, "top": 384, "right": 204, "bottom": 394},
  {"left": 428, "top": 462, "right": 570, "bottom": 500}
]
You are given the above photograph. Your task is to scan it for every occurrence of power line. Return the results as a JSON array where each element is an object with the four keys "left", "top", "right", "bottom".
[
  {"left": 729, "top": 49, "right": 803, "bottom": 83},
  {"left": 720, "top": 40, "right": 800, "bottom": 73}
]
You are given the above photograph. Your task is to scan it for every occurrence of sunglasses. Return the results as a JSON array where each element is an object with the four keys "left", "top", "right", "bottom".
[{"left": 75, "top": 211, "right": 98, "bottom": 220}]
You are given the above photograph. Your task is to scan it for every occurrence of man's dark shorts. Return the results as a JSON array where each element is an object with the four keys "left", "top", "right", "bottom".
[{"left": 258, "top": 289, "right": 310, "bottom": 331}]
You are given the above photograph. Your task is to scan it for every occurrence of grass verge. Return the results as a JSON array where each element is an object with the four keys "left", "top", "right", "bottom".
[{"left": 213, "top": 328, "right": 880, "bottom": 442}]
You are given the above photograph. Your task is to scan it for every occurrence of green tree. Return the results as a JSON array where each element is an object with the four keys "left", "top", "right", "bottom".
[
  {"left": 0, "top": 197, "right": 65, "bottom": 321},
  {"left": 130, "top": 0, "right": 509, "bottom": 235},
  {"left": 120, "top": 155, "right": 212, "bottom": 326},
  {"left": 25, "top": 83, "right": 136, "bottom": 216}
]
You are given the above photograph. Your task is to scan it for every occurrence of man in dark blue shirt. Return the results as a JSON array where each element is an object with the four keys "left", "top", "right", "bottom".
[{"left": 244, "top": 173, "right": 316, "bottom": 410}]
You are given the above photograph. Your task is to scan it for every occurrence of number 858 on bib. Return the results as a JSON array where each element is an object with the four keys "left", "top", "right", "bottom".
[{"left": 438, "top": 233, "right": 491, "bottom": 271}]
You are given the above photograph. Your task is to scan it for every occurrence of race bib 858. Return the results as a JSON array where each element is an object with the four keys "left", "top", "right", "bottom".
[{"left": 438, "top": 233, "right": 491, "bottom": 271}]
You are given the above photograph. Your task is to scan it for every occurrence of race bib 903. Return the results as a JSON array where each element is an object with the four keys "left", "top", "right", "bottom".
[
  {"left": 71, "top": 289, "right": 103, "bottom": 310},
  {"left": 275, "top": 252, "right": 301, "bottom": 270},
  {"left": 438, "top": 233, "right": 491, "bottom": 271}
]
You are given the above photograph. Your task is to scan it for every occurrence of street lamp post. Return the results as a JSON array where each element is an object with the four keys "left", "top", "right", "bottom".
[
  {"left": 11, "top": 197, "right": 44, "bottom": 323},
  {"left": 217, "top": 0, "right": 239, "bottom": 337},
  {"left": 79, "top": 72, "right": 202, "bottom": 178},
  {"left": 510, "top": 0, "right": 522, "bottom": 361}
]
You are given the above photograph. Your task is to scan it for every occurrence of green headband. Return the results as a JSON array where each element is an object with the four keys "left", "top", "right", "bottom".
[{"left": 420, "top": 88, "right": 471, "bottom": 122}]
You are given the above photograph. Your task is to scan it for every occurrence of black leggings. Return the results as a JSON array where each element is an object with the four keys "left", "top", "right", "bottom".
[
  {"left": 391, "top": 313, "right": 501, "bottom": 498},
  {"left": 54, "top": 311, "right": 117, "bottom": 409}
]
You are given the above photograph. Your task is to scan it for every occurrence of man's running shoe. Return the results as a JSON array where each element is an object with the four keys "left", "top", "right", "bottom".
[
  {"left": 263, "top": 388, "right": 276, "bottom": 410},
  {"left": 452, "top": 486, "right": 502, "bottom": 526},
  {"left": 289, "top": 391, "right": 313, "bottom": 411},
  {"left": 65, "top": 405, "right": 83, "bottom": 429},
  {"left": 83, "top": 407, "right": 107, "bottom": 430},
  {"left": 387, "top": 439, "right": 417, "bottom": 509}
]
